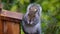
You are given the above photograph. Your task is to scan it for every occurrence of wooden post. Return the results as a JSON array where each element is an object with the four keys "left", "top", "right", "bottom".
[
  {"left": 0, "top": 3, "right": 3, "bottom": 34},
  {"left": 0, "top": 9, "right": 23, "bottom": 34}
]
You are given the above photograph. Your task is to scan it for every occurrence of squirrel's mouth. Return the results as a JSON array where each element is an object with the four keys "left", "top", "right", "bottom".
[{"left": 26, "top": 23, "right": 34, "bottom": 26}]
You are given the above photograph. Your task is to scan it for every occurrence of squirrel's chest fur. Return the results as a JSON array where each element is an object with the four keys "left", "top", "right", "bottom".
[{"left": 23, "top": 23, "right": 40, "bottom": 33}]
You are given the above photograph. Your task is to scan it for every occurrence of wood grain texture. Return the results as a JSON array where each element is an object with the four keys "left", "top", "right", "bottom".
[
  {"left": 0, "top": 20, "right": 3, "bottom": 34},
  {"left": 0, "top": 9, "right": 23, "bottom": 34},
  {"left": 1, "top": 9, "right": 23, "bottom": 20}
]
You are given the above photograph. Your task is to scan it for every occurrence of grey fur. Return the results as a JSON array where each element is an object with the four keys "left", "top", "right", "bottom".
[{"left": 22, "top": 3, "right": 42, "bottom": 34}]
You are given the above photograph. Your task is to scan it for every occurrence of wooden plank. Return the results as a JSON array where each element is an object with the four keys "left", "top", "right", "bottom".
[
  {"left": 0, "top": 19, "right": 3, "bottom": 34},
  {"left": 6, "top": 21, "right": 20, "bottom": 34},
  {"left": 0, "top": 4, "right": 3, "bottom": 34},
  {"left": 1, "top": 16, "right": 21, "bottom": 23},
  {"left": 0, "top": 9, "right": 22, "bottom": 34},
  {"left": 2, "top": 20, "right": 20, "bottom": 34},
  {"left": 1, "top": 9, "right": 23, "bottom": 20}
]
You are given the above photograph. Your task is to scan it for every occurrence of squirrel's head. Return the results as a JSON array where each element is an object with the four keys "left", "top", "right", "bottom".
[
  {"left": 26, "top": 3, "right": 42, "bottom": 25},
  {"left": 27, "top": 6, "right": 38, "bottom": 25}
]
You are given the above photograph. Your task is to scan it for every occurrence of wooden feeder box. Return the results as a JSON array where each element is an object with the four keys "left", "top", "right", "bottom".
[{"left": 0, "top": 9, "right": 23, "bottom": 34}]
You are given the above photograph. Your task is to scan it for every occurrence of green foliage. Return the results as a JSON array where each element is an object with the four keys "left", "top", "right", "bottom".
[
  {"left": 2, "top": 0, "right": 60, "bottom": 34},
  {"left": 10, "top": 4, "right": 18, "bottom": 12}
]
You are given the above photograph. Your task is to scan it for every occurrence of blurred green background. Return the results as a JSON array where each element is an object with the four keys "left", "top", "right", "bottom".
[{"left": 2, "top": 0, "right": 60, "bottom": 34}]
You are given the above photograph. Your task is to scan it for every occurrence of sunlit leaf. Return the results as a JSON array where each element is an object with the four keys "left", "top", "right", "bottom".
[
  {"left": 19, "top": 0, "right": 24, "bottom": 5},
  {"left": 24, "top": 0, "right": 30, "bottom": 3},
  {"left": 42, "top": 1, "right": 49, "bottom": 11},
  {"left": 10, "top": 5, "right": 17, "bottom": 12}
]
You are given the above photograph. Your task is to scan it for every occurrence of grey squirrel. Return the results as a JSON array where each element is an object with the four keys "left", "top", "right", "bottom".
[{"left": 22, "top": 3, "right": 42, "bottom": 34}]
